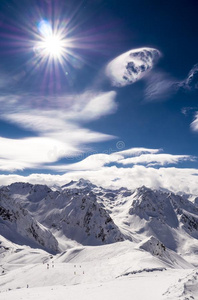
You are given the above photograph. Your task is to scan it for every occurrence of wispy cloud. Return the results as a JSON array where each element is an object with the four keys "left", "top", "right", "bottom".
[
  {"left": 0, "top": 90, "right": 117, "bottom": 171},
  {"left": 118, "top": 153, "right": 194, "bottom": 167},
  {"left": 0, "top": 136, "right": 79, "bottom": 171},
  {"left": 142, "top": 63, "right": 198, "bottom": 132},
  {"left": 48, "top": 153, "right": 123, "bottom": 172},
  {"left": 144, "top": 62, "right": 198, "bottom": 102},
  {"left": 118, "top": 147, "right": 160, "bottom": 156},
  {"left": 181, "top": 107, "right": 197, "bottom": 116},
  {"left": 0, "top": 90, "right": 117, "bottom": 129},
  {"left": 144, "top": 71, "right": 178, "bottom": 101},
  {"left": 182, "top": 63, "right": 198, "bottom": 91},
  {"left": 45, "top": 147, "right": 195, "bottom": 172}
]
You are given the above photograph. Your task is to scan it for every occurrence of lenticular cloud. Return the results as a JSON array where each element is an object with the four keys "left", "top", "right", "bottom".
[{"left": 106, "top": 47, "right": 161, "bottom": 87}]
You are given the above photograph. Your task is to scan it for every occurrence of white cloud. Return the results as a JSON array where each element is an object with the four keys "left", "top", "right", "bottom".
[
  {"left": 0, "top": 91, "right": 117, "bottom": 171},
  {"left": 1, "top": 91, "right": 117, "bottom": 128},
  {"left": 0, "top": 165, "right": 198, "bottom": 196},
  {"left": 43, "top": 147, "right": 194, "bottom": 173},
  {"left": 118, "top": 153, "right": 194, "bottom": 166},
  {"left": 0, "top": 159, "right": 33, "bottom": 172},
  {"left": 2, "top": 112, "right": 115, "bottom": 144},
  {"left": 0, "top": 136, "right": 79, "bottom": 171},
  {"left": 117, "top": 147, "right": 160, "bottom": 156},
  {"left": 144, "top": 62, "right": 198, "bottom": 102},
  {"left": 191, "top": 112, "right": 198, "bottom": 132},
  {"left": 47, "top": 153, "right": 123, "bottom": 172},
  {"left": 105, "top": 47, "right": 161, "bottom": 87},
  {"left": 45, "top": 147, "right": 162, "bottom": 172},
  {"left": 70, "top": 91, "right": 117, "bottom": 122},
  {"left": 144, "top": 71, "right": 178, "bottom": 101}
]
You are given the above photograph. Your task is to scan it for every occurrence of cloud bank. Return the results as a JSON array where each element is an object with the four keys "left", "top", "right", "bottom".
[{"left": 0, "top": 147, "right": 197, "bottom": 196}]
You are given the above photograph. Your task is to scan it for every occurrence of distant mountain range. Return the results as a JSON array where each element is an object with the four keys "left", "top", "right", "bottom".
[{"left": 1, "top": 179, "right": 198, "bottom": 264}]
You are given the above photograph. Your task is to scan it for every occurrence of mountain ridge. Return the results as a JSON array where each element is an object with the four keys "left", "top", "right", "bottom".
[{"left": 0, "top": 179, "right": 198, "bottom": 266}]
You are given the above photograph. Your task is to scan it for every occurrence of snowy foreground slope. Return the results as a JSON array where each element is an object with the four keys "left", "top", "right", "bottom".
[{"left": 1, "top": 179, "right": 198, "bottom": 299}]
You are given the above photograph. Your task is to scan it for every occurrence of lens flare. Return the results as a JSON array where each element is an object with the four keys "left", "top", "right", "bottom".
[
  {"left": 0, "top": 2, "right": 108, "bottom": 92},
  {"left": 35, "top": 20, "right": 70, "bottom": 63},
  {"left": 39, "top": 34, "right": 65, "bottom": 59}
]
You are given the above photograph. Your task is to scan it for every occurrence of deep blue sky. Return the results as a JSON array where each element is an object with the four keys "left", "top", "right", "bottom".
[{"left": 0, "top": 0, "right": 198, "bottom": 176}]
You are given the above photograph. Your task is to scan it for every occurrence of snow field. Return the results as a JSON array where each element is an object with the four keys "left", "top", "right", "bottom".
[{"left": 0, "top": 269, "right": 194, "bottom": 300}]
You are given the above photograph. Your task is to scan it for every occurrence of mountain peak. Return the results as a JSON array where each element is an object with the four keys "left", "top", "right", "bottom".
[{"left": 62, "top": 178, "right": 97, "bottom": 190}]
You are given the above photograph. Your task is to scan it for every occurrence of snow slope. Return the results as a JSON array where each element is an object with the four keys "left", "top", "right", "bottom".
[
  {"left": 0, "top": 238, "right": 195, "bottom": 299},
  {"left": 0, "top": 181, "right": 126, "bottom": 248},
  {"left": 1, "top": 179, "right": 198, "bottom": 299},
  {"left": 0, "top": 187, "right": 59, "bottom": 253},
  {"left": 111, "top": 186, "right": 198, "bottom": 264},
  {"left": 2, "top": 270, "right": 197, "bottom": 300}
]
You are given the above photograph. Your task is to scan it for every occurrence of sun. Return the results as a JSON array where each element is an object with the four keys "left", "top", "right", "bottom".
[
  {"left": 35, "top": 20, "right": 70, "bottom": 63},
  {"left": 40, "top": 34, "right": 65, "bottom": 59}
]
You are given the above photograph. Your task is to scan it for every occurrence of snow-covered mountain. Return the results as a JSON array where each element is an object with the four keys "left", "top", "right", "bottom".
[
  {"left": 1, "top": 179, "right": 198, "bottom": 299},
  {"left": 126, "top": 186, "right": 198, "bottom": 258},
  {"left": 1, "top": 180, "right": 198, "bottom": 256},
  {"left": 0, "top": 181, "right": 125, "bottom": 249},
  {"left": 0, "top": 185, "right": 59, "bottom": 253}
]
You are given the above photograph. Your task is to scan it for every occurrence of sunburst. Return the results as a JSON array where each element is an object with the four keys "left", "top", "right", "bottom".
[
  {"left": 34, "top": 20, "right": 71, "bottom": 64},
  {"left": 39, "top": 34, "right": 65, "bottom": 59}
]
